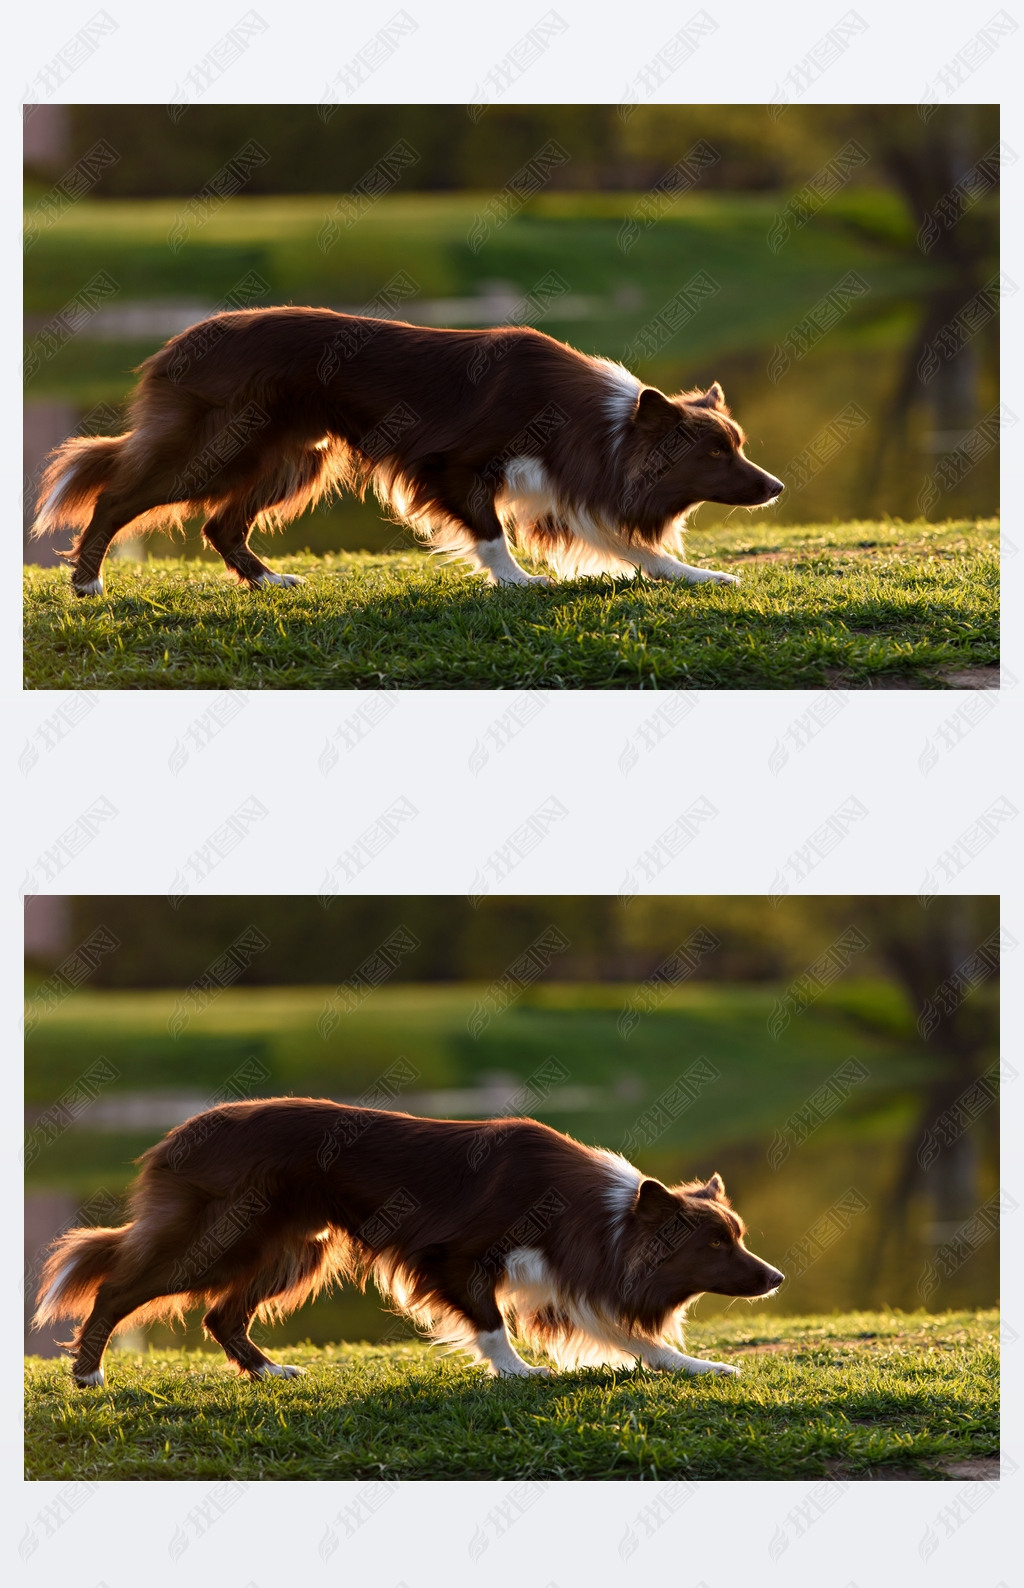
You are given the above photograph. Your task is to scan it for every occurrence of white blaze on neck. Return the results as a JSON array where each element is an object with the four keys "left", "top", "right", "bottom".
[
  {"left": 595, "top": 1149, "right": 643, "bottom": 1235},
  {"left": 595, "top": 358, "right": 642, "bottom": 442}
]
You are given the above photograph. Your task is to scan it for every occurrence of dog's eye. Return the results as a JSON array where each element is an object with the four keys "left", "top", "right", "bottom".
[
  {"left": 710, "top": 1238, "right": 722, "bottom": 1248},
  {"left": 709, "top": 448, "right": 723, "bottom": 458}
]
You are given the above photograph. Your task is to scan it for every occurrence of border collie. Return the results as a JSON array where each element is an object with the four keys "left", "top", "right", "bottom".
[
  {"left": 34, "top": 1099, "right": 783, "bottom": 1386},
  {"left": 32, "top": 309, "right": 783, "bottom": 596}
]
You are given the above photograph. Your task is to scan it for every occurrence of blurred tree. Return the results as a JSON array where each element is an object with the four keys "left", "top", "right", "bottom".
[
  {"left": 851, "top": 897, "right": 1001, "bottom": 1282},
  {"left": 48, "top": 894, "right": 1000, "bottom": 1007},
  {"left": 850, "top": 105, "right": 999, "bottom": 264},
  {"left": 618, "top": 105, "right": 818, "bottom": 188},
  {"left": 56, "top": 103, "right": 998, "bottom": 248}
]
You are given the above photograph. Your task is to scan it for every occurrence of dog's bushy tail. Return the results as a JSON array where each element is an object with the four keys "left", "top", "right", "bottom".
[
  {"left": 33, "top": 1226, "right": 128, "bottom": 1326},
  {"left": 32, "top": 434, "right": 131, "bottom": 536}
]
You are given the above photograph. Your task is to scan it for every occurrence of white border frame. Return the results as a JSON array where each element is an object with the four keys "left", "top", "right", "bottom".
[{"left": 10, "top": 2, "right": 1020, "bottom": 1584}]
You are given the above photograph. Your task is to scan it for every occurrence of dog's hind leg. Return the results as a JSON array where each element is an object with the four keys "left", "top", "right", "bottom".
[
  {"left": 200, "top": 503, "right": 305, "bottom": 589},
  {"left": 70, "top": 1274, "right": 176, "bottom": 1387},
  {"left": 200, "top": 452, "right": 334, "bottom": 588},
  {"left": 202, "top": 1238, "right": 336, "bottom": 1379},
  {"left": 66, "top": 483, "right": 182, "bottom": 598},
  {"left": 203, "top": 1296, "right": 306, "bottom": 1379}
]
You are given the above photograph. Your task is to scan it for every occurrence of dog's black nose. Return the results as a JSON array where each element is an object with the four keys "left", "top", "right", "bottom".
[
  {"left": 768, "top": 1267, "right": 785, "bottom": 1287},
  {"left": 764, "top": 477, "right": 784, "bottom": 500}
]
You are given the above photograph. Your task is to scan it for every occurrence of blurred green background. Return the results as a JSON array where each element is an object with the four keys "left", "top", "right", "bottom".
[
  {"left": 25, "top": 896, "right": 1000, "bottom": 1356},
  {"left": 24, "top": 105, "right": 1000, "bottom": 565}
]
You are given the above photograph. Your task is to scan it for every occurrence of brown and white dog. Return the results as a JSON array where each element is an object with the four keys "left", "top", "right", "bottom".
[
  {"left": 34, "top": 1099, "right": 783, "bottom": 1385},
  {"left": 31, "top": 309, "right": 783, "bottom": 595}
]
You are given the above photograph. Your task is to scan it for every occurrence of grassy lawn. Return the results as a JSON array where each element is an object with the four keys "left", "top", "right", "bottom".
[
  {"left": 23, "top": 518, "right": 997, "bottom": 689},
  {"left": 24, "top": 1309, "right": 998, "bottom": 1480}
]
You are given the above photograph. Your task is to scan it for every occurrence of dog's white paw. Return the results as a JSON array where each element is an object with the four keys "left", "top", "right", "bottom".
[
  {"left": 487, "top": 571, "right": 550, "bottom": 588},
  {"left": 634, "top": 558, "right": 739, "bottom": 586},
  {"left": 72, "top": 576, "right": 104, "bottom": 597},
  {"left": 73, "top": 1367, "right": 105, "bottom": 1387},
  {"left": 491, "top": 1362, "right": 551, "bottom": 1378},
  {"left": 252, "top": 571, "right": 305, "bottom": 588},
  {"left": 252, "top": 1361, "right": 306, "bottom": 1379},
  {"left": 689, "top": 568, "right": 739, "bottom": 586},
  {"left": 692, "top": 1360, "right": 740, "bottom": 1377}
]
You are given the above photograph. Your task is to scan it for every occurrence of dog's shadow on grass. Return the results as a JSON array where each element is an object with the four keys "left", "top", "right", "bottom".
[
  {"left": 27, "top": 554, "right": 997, "bottom": 690},
  {"left": 35, "top": 1349, "right": 994, "bottom": 1481}
]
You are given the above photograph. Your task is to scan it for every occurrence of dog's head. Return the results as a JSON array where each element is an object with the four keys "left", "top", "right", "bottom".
[
  {"left": 625, "top": 1172, "right": 784, "bottom": 1306},
  {"left": 623, "top": 382, "right": 784, "bottom": 519}
]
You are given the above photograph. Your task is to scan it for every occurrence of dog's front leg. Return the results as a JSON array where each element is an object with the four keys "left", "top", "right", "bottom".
[
  {"left": 473, "top": 1323, "right": 551, "bottom": 1377},
  {"left": 632, "top": 1339, "right": 740, "bottom": 1377},
  {"left": 472, "top": 536, "right": 550, "bottom": 588},
  {"left": 628, "top": 545, "right": 739, "bottom": 586}
]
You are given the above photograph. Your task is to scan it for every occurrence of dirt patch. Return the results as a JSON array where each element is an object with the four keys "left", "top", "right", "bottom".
[
  {"left": 937, "top": 1458, "right": 1000, "bottom": 1480},
  {"left": 823, "top": 1456, "right": 999, "bottom": 1481},
  {"left": 822, "top": 671, "right": 923, "bottom": 690},
  {"left": 822, "top": 666, "right": 1001, "bottom": 690},
  {"left": 934, "top": 667, "right": 1000, "bottom": 689},
  {"left": 733, "top": 1335, "right": 895, "bottom": 1356},
  {"left": 728, "top": 545, "right": 899, "bottom": 563},
  {"left": 823, "top": 1460, "right": 926, "bottom": 1481},
  {"left": 728, "top": 549, "right": 799, "bottom": 563}
]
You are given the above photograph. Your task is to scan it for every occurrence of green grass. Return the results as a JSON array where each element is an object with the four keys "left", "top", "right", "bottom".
[
  {"left": 24, "top": 1309, "right": 998, "bottom": 1480},
  {"left": 23, "top": 518, "right": 998, "bottom": 689}
]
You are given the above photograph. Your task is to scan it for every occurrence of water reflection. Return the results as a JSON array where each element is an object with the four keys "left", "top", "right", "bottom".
[
  {"left": 23, "top": 283, "right": 998, "bottom": 564},
  {"left": 851, "top": 279, "right": 996, "bottom": 522}
]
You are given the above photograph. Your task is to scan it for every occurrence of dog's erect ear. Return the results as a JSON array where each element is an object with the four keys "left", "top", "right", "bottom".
[
  {"left": 688, "top": 383, "right": 727, "bottom": 412},
  {"left": 690, "top": 1173, "right": 728, "bottom": 1201},
  {"left": 632, "top": 387, "right": 680, "bottom": 439},
  {"left": 635, "top": 1177, "right": 681, "bottom": 1221}
]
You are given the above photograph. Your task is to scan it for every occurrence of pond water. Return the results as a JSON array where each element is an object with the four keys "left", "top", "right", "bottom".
[{"left": 23, "top": 284, "right": 998, "bottom": 566}]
